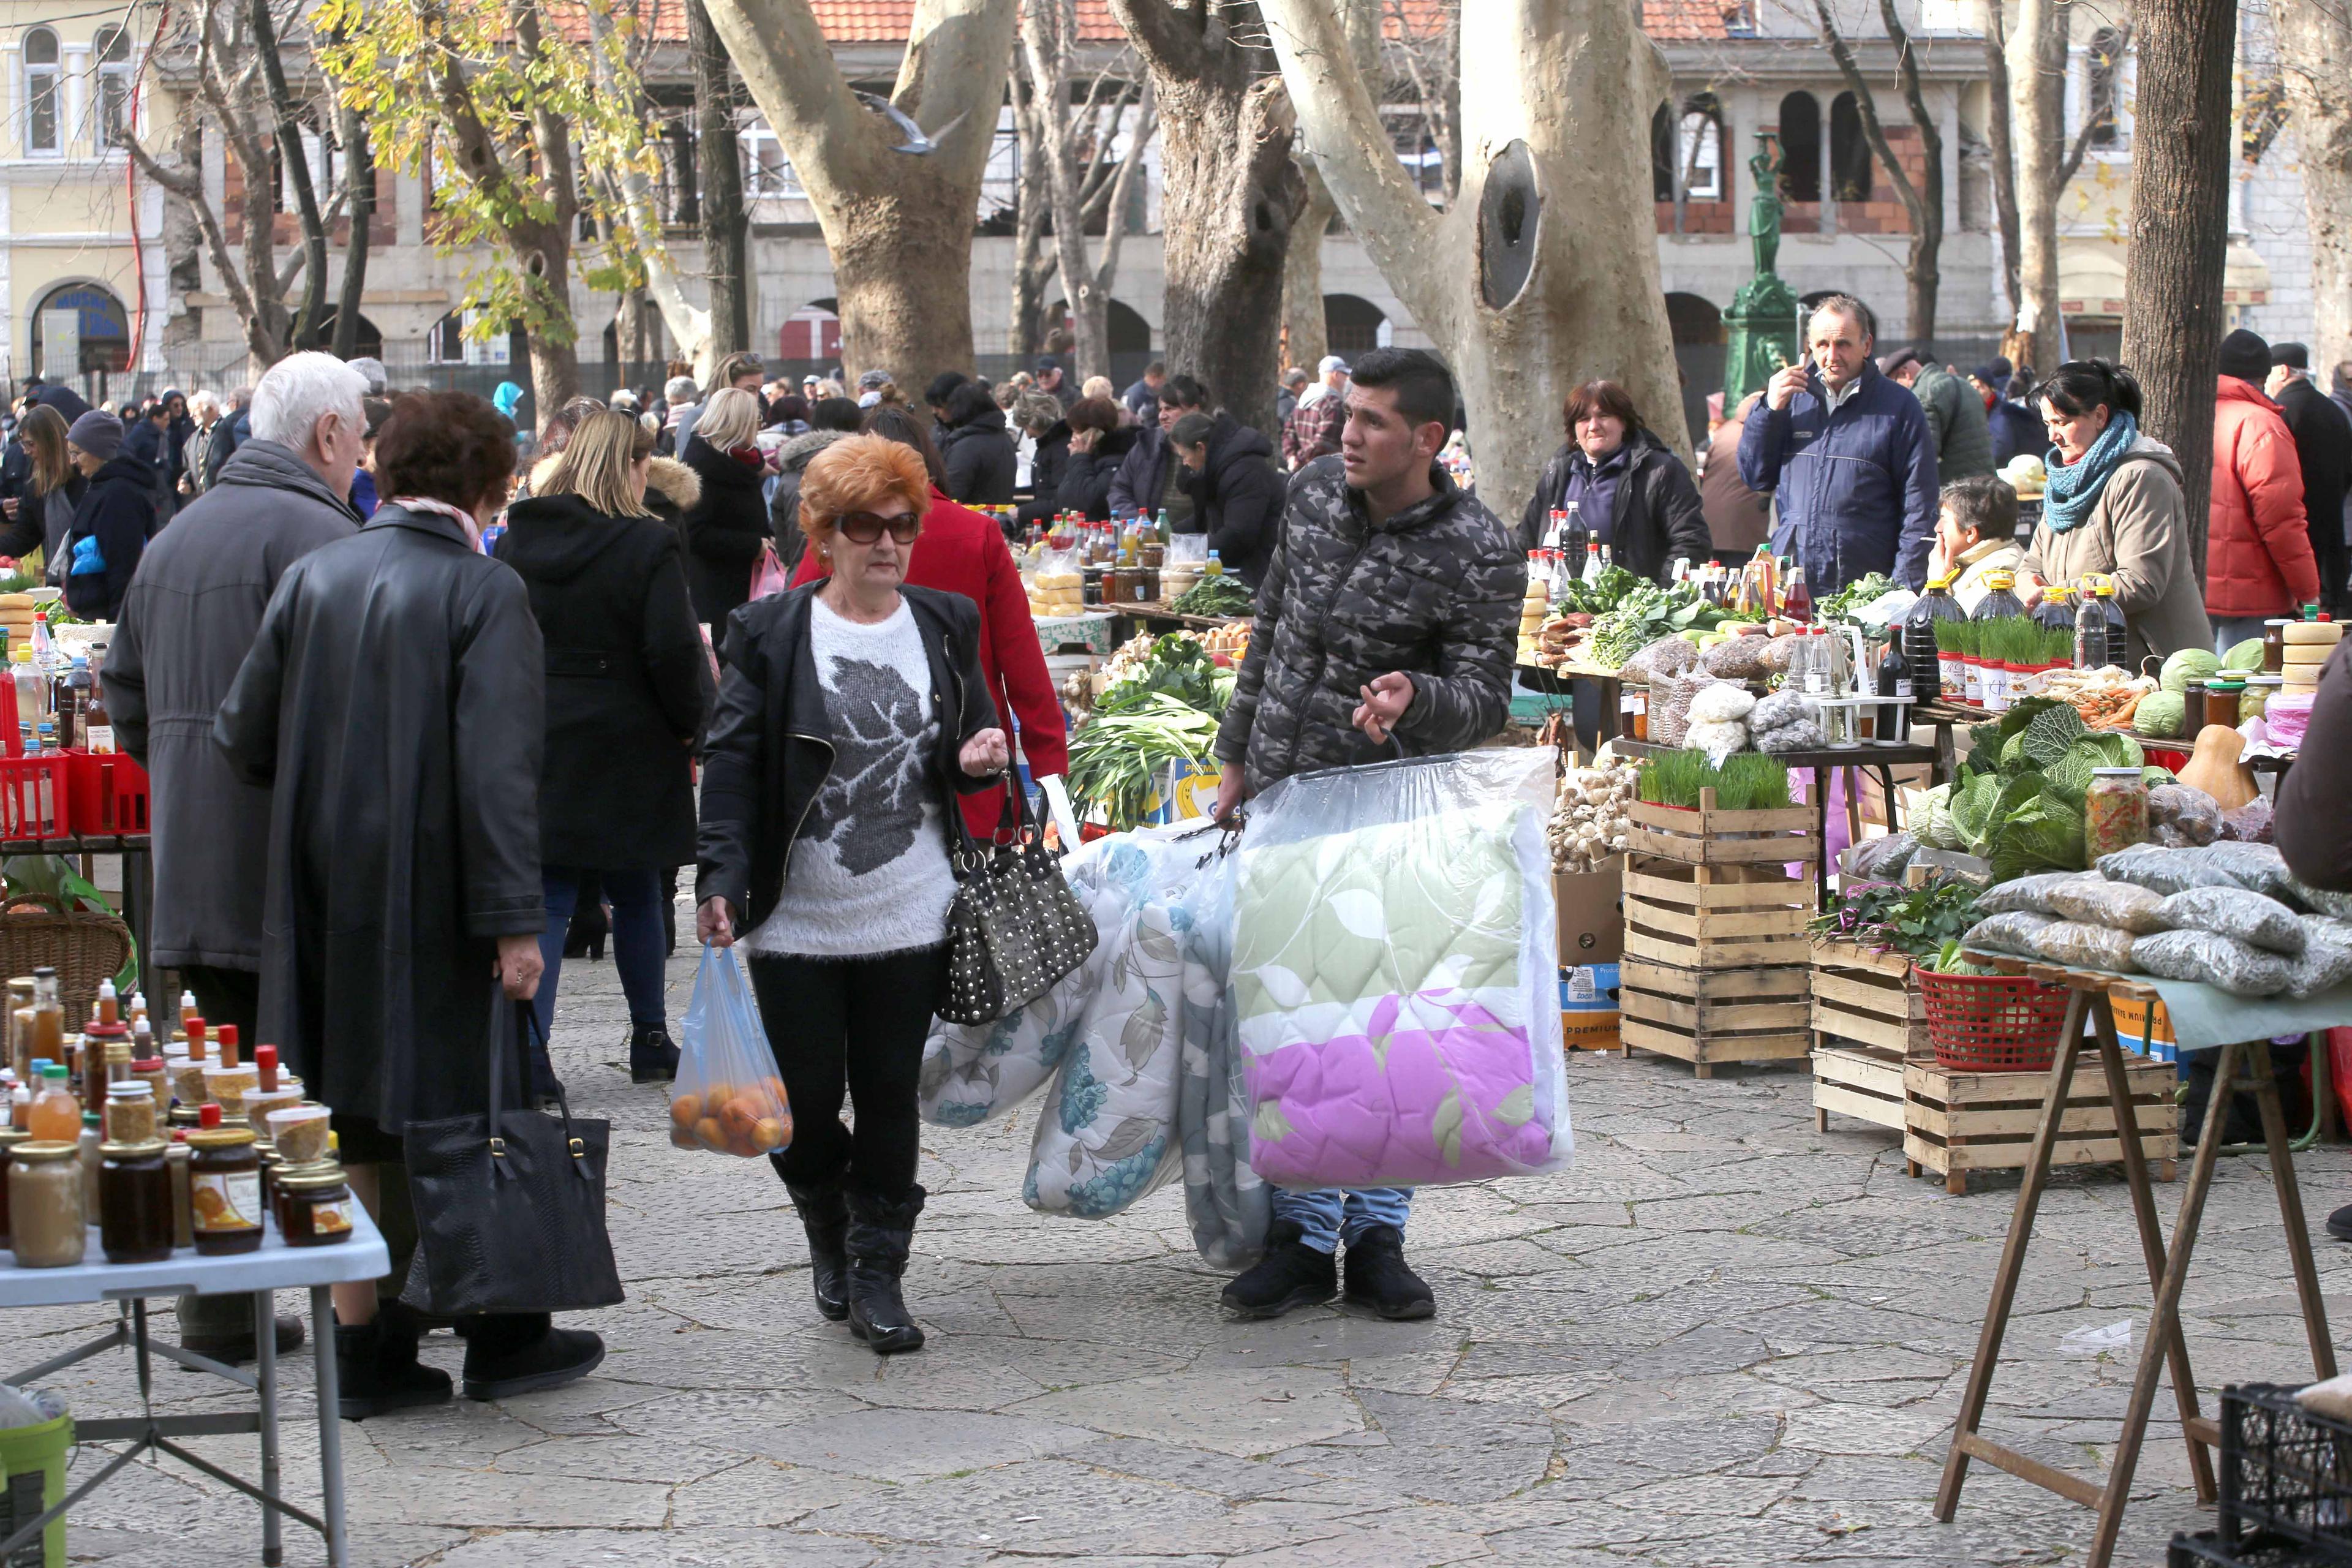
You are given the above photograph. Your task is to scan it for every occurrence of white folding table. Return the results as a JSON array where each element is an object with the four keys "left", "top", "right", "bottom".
[{"left": 0, "top": 1208, "right": 387, "bottom": 1567}]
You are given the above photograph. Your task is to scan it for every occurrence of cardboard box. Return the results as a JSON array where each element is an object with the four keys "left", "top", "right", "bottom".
[
  {"left": 1559, "top": 963, "right": 1621, "bottom": 1051},
  {"left": 1555, "top": 859, "right": 1626, "bottom": 965}
]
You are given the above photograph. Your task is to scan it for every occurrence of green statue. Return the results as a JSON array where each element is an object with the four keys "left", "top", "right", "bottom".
[
  {"left": 1723, "top": 130, "right": 1801, "bottom": 410},
  {"left": 1749, "top": 134, "right": 1783, "bottom": 280}
]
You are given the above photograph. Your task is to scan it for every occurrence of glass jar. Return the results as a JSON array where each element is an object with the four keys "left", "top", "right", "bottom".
[
  {"left": 2264, "top": 617, "right": 2291, "bottom": 673},
  {"left": 104, "top": 1081, "right": 156, "bottom": 1145},
  {"left": 2181, "top": 679, "right": 2209, "bottom": 734},
  {"left": 167, "top": 1138, "right": 192, "bottom": 1249},
  {"left": 277, "top": 1163, "right": 356, "bottom": 1246},
  {"left": 9, "top": 1140, "right": 83, "bottom": 1267},
  {"left": 98, "top": 1139, "right": 172, "bottom": 1264},
  {"left": 0, "top": 1126, "right": 26, "bottom": 1249},
  {"left": 2244, "top": 674, "right": 2285, "bottom": 723},
  {"left": 2086, "top": 766, "right": 2151, "bottom": 860},
  {"left": 186, "top": 1126, "right": 262, "bottom": 1255}
]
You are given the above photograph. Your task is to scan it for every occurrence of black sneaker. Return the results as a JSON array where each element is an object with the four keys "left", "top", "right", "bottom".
[
  {"left": 1219, "top": 1221, "right": 1338, "bottom": 1320},
  {"left": 459, "top": 1314, "right": 605, "bottom": 1401},
  {"left": 2328, "top": 1204, "right": 2352, "bottom": 1242},
  {"left": 1341, "top": 1224, "right": 1435, "bottom": 1321}
]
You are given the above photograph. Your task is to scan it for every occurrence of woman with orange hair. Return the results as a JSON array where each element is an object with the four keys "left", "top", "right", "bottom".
[{"left": 695, "top": 433, "right": 1006, "bottom": 1357}]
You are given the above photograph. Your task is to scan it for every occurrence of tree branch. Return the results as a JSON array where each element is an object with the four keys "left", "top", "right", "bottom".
[
  {"left": 1812, "top": 0, "right": 1927, "bottom": 227},
  {"left": 252, "top": 0, "right": 329, "bottom": 347},
  {"left": 1104, "top": 0, "right": 1208, "bottom": 80}
]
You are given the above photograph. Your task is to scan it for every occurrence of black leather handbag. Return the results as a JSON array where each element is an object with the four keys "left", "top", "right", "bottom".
[
  {"left": 401, "top": 993, "right": 625, "bottom": 1317},
  {"left": 938, "top": 783, "right": 1099, "bottom": 1025}
]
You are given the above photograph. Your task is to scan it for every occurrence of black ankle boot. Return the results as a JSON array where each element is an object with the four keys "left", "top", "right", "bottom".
[
  {"left": 628, "top": 1023, "right": 680, "bottom": 1084},
  {"left": 334, "top": 1302, "right": 452, "bottom": 1420},
  {"left": 785, "top": 1174, "right": 851, "bottom": 1322},
  {"left": 843, "top": 1186, "right": 926, "bottom": 1354},
  {"left": 1220, "top": 1220, "right": 1338, "bottom": 1319},
  {"left": 1342, "top": 1224, "right": 1435, "bottom": 1321},
  {"left": 458, "top": 1311, "right": 605, "bottom": 1401}
]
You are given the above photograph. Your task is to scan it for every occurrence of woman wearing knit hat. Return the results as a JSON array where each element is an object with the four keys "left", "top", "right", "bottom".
[{"left": 62, "top": 409, "right": 151, "bottom": 620}]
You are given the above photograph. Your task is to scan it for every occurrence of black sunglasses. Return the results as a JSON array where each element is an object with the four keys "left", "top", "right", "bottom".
[{"left": 836, "top": 510, "right": 922, "bottom": 545}]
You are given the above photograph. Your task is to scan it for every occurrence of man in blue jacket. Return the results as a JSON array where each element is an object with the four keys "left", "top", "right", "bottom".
[{"left": 1738, "top": 295, "right": 1938, "bottom": 592}]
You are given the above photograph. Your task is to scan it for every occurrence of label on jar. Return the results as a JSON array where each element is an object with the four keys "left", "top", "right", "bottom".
[
  {"left": 192, "top": 1169, "right": 260, "bottom": 1233},
  {"left": 306, "top": 1197, "right": 354, "bottom": 1235},
  {"left": 1939, "top": 653, "right": 1964, "bottom": 698}
]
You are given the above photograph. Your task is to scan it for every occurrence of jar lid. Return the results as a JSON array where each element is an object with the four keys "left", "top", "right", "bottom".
[
  {"left": 2091, "top": 766, "right": 2144, "bottom": 777},
  {"left": 0, "top": 1127, "right": 31, "bottom": 1145},
  {"left": 277, "top": 1164, "right": 348, "bottom": 1192},
  {"left": 186, "top": 1127, "right": 255, "bottom": 1150},
  {"left": 99, "top": 1138, "right": 167, "bottom": 1156},
  {"left": 2249, "top": 674, "right": 2285, "bottom": 687},
  {"left": 2267, "top": 618, "right": 2294, "bottom": 627},
  {"left": 12, "top": 1140, "right": 75, "bottom": 1161},
  {"left": 2206, "top": 679, "right": 2246, "bottom": 692},
  {"left": 85, "top": 1022, "right": 128, "bottom": 1039}
]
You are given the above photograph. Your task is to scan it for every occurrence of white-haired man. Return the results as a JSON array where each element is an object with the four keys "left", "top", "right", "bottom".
[
  {"left": 179, "top": 390, "right": 224, "bottom": 499},
  {"left": 105, "top": 352, "right": 366, "bottom": 1368}
]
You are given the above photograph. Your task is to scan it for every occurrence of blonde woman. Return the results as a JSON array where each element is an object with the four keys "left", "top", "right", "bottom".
[
  {"left": 0, "top": 403, "right": 74, "bottom": 567},
  {"left": 678, "top": 385, "right": 774, "bottom": 625},
  {"left": 497, "top": 410, "right": 714, "bottom": 1082}
]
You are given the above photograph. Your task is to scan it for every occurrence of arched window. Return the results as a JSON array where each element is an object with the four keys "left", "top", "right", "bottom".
[
  {"left": 1651, "top": 102, "right": 1675, "bottom": 204},
  {"left": 1829, "top": 91, "right": 1872, "bottom": 203},
  {"left": 93, "top": 26, "right": 131, "bottom": 152},
  {"left": 1678, "top": 94, "right": 1724, "bottom": 201},
  {"left": 22, "top": 28, "right": 59, "bottom": 156},
  {"left": 1777, "top": 91, "right": 1822, "bottom": 203},
  {"left": 30, "top": 281, "right": 130, "bottom": 375},
  {"left": 2085, "top": 26, "right": 2125, "bottom": 148}
]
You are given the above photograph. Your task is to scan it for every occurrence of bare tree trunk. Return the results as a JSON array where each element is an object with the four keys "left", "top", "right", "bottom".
[
  {"left": 1280, "top": 167, "right": 1334, "bottom": 373},
  {"left": 1110, "top": 0, "right": 1303, "bottom": 438},
  {"left": 251, "top": 0, "right": 330, "bottom": 349},
  {"left": 1009, "top": 72, "right": 1054, "bottom": 358},
  {"left": 1815, "top": 0, "right": 1944, "bottom": 342},
  {"left": 2122, "top": 0, "right": 2236, "bottom": 582},
  {"left": 690, "top": 0, "right": 751, "bottom": 356},
  {"left": 333, "top": 101, "right": 374, "bottom": 360},
  {"left": 1264, "top": 0, "right": 1684, "bottom": 517},
  {"left": 2006, "top": 0, "right": 2064, "bottom": 371},
  {"left": 703, "top": 0, "right": 1017, "bottom": 389},
  {"left": 2276, "top": 0, "right": 2352, "bottom": 368},
  {"left": 585, "top": 0, "right": 714, "bottom": 376},
  {"left": 1983, "top": 0, "right": 2021, "bottom": 322}
]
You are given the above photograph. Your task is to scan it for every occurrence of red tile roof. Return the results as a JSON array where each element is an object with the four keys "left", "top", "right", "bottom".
[{"left": 1642, "top": 0, "right": 1740, "bottom": 38}]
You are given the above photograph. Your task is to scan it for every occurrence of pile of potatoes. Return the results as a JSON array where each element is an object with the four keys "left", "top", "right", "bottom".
[{"left": 670, "top": 1078, "right": 793, "bottom": 1158}]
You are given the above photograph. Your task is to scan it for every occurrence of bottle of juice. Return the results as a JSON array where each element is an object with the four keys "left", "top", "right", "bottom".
[
  {"left": 29, "top": 968, "right": 61, "bottom": 1083},
  {"left": 29, "top": 1063, "right": 78, "bottom": 1140},
  {"left": 1781, "top": 564, "right": 1813, "bottom": 624}
]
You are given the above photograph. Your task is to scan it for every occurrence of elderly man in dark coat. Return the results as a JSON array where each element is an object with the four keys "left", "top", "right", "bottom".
[{"left": 216, "top": 388, "right": 603, "bottom": 1418}]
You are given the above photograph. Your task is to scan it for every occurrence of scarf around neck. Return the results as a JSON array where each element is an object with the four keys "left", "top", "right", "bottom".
[{"left": 2040, "top": 412, "right": 2139, "bottom": 533}]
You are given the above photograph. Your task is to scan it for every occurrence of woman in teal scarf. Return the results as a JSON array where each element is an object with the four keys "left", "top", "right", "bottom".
[{"left": 2017, "top": 360, "right": 2209, "bottom": 668}]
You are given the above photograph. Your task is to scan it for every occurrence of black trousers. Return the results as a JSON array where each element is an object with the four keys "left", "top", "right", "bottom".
[
  {"left": 745, "top": 946, "right": 946, "bottom": 1200},
  {"left": 180, "top": 963, "right": 261, "bottom": 1044}
]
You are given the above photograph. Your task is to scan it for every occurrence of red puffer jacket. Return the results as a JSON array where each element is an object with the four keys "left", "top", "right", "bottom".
[
  {"left": 2207, "top": 375, "right": 2320, "bottom": 617},
  {"left": 791, "top": 486, "right": 1069, "bottom": 838}
]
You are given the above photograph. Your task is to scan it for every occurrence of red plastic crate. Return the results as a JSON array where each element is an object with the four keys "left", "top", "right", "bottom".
[
  {"left": 0, "top": 754, "right": 71, "bottom": 841},
  {"left": 61, "top": 750, "right": 148, "bottom": 836}
]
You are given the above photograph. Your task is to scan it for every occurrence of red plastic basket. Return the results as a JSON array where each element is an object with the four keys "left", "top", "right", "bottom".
[
  {"left": 1916, "top": 967, "right": 2073, "bottom": 1072},
  {"left": 0, "top": 754, "right": 70, "bottom": 842},
  {"left": 61, "top": 751, "right": 148, "bottom": 836}
]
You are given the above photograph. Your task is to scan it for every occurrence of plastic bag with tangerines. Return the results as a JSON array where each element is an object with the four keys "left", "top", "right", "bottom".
[{"left": 670, "top": 944, "right": 793, "bottom": 1156}]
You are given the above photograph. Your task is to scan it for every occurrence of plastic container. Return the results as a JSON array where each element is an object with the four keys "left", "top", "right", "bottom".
[
  {"left": 201, "top": 1063, "right": 258, "bottom": 1118},
  {"left": 1916, "top": 968, "right": 2072, "bottom": 1072},
  {"left": 0, "top": 1406, "right": 74, "bottom": 1568},
  {"left": 266, "top": 1104, "right": 330, "bottom": 1165}
]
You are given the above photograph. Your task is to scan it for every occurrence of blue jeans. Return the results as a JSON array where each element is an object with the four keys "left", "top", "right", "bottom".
[
  {"left": 1272, "top": 1187, "right": 1413, "bottom": 1253},
  {"left": 535, "top": 867, "right": 669, "bottom": 1042},
  {"left": 2212, "top": 615, "right": 2273, "bottom": 657}
]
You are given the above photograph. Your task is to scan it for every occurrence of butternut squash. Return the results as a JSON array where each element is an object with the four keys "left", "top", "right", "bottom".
[{"left": 2177, "top": 724, "right": 2258, "bottom": 813}]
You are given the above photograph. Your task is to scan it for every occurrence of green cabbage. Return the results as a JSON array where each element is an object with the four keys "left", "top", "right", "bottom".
[
  {"left": 2136, "top": 690, "right": 2187, "bottom": 737},
  {"left": 2021, "top": 704, "right": 2089, "bottom": 767},
  {"left": 2223, "top": 636, "right": 2266, "bottom": 672},
  {"left": 2161, "top": 649, "right": 2223, "bottom": 692},
  {"left": 2078, "top": 731, "right": 2144, "bottom": 769},
  {"left": 2141, "top": 765, "right": 2176, "bottom": 788},
  {"left": 1989, "top": 796, "right": 2088, "bottom": 883},
  {"left": 2046, "top": 747, "right": 2100, "bottom": 805}
]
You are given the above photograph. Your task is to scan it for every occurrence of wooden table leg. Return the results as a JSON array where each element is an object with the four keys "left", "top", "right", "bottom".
[
  {"left": 2245, "top": 1036, "right": 2339, "bottom": 1383},
  {"left": 2090, "top": 993, "right": 2216, "bottom": 1505},
  {"left": 2084, "top": 1037, "right": 2242, "bottom": 1568},
  {"left": 1933, "top": 988, "right": 2092, "bottom": 1521}
]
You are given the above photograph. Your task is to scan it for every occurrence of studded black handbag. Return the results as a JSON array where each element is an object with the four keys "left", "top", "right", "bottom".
[{"left": 938, "top": 782, "right": 1098, "bottom": 1025}]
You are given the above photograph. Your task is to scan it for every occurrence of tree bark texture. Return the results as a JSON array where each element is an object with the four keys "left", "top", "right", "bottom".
[
  {"left": 2120, "top": 0, "right": 2236, "bottom": 581},
  {"left": 332, "top": 92, "right": 374, "bottom": 361},
  {"left": 1280, "top": 169, "right": 1335, "bottom": 373},
  {"left": 1983, "top": 1, "right": 2021, "bottom": 322},
  {"left": 1009, "top": 74, "right": 1055, "bottom": 358},
  {"left": 251, "top": 0, "right": 329, "bottom": 349},
  {"left": 1264, "top": 0, "right": 1685, "bottom": 520},
  {"left": 703, "top": 0, "right": 1017, "bottom": 390},
  {"left": 1107, "top": 0, "right": 1305, "bottom": 439},
  {"left": 2005, "top": 0, "right": 2065, "bottom": 372},
  {"left": 2275, "top": 0, "right": 2352, "bottom": 368},
  {"left": 689, "top": 0, "right": 751, "bottom": 357}
]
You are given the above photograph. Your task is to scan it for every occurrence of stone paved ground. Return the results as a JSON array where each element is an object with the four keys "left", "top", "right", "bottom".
[{"left": 28, "top": 931, "right": 2352, "bottom": 1567}]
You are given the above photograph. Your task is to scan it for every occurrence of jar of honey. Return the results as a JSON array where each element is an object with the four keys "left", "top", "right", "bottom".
[
  {"left": 0, "top": 1126, "right": 26, "bottom": 1249},
  {"left": 9, "top": 1140, "right": 83, "bottom": 1267},
  {"left": 186, "top": 1126, "right": 262, "bottom": 1255},
  {"left": 277, "top": 1163, "right": 356, "bottom": 1246},
  {"left": 98, "top": 1139, "right": 172, "bottom": 1264}
]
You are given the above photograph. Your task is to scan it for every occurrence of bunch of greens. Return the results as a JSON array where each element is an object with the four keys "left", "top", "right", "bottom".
[
  {"left": 1064, "top": 695, "right": 1223, "bottom": 829},
  {"left": 1168, "top": 576, "right": 1254, "bottom": 618},
  {"left": 1820, "top": 572, "right": 1899, "bottom": 624},
  {"left": 1588, "top": 584, "right": 1738, "bottom": 667},
  {"left": 1923, "top": 938, "right": 1994, "bottom": 975},
  {"left": 1556, "top": 564, "right": 1648, "bottom": 617},
  {"left": 1095, "top": 634, "right": 1224, "bottom": 718},
  {"left": 1637, "top": 750, "right": 1792, "bottom": 811},
  {"left": 1807, "top": 875, "right": 1983, "bottom": 959}
]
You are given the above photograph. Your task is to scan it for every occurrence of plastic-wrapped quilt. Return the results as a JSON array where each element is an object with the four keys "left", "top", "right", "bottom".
[{"left": 1231, "top": 750, "right": 1574, "bottom": 1189}]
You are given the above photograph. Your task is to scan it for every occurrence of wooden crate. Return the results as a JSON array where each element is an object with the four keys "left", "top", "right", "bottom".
[
  {"left": 1903, "top": 1054, "right": 2179, "bottom": 1195},
  {"left": 1624, "top": 858, "right": 1817, "bottom": 969},
  {"left": 1810, "top": 940, "right": 1931, "bottom": 1057},
  {"left": 1619, "top": 957, "right": 1811, "bottom": 1078},
  {"left": 1812, "top": 1043, "right": 1911, "bottom": 1133},
  {"left": 1624, "top": 797, "right": 1820, "bottom": 867}
]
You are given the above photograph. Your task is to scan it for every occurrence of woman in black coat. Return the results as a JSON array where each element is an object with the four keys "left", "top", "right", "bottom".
[
  {"left": 1515, "top": 380, "right": 1711, "bottom": 584},
  {"left": 677, "top": 386, "right": 773, "bottom": 626},
  {"left": 497, "top": 410, "right": 714, "bottom": 1082},
  {"left": 1169, "top": 410, "right": 1285, "bottom": 586},
  {"left": 938, "top": 382, "right": 1017, "bottom": 506},
  {"left": 1012, "top": 389, "right": 1071, "bottom": 531},
  {"left": 1052, "top": 398, "right": 1137, "bottom": 522}
]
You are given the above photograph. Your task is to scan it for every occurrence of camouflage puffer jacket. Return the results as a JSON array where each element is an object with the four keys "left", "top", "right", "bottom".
[{"left": 1216, "top": 456, "right": 1518, "bottom": 795}]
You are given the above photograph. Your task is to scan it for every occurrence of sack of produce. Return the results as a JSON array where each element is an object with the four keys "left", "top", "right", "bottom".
[
  {"left": 1688, "top": 683, "right": 1757, "bottom": 725},
  {"left": 2153, "top": 885, "right": 2307, "bottom": 956},
  {"left": 1550, "top": 760, "right": 1636, "bottom": 873},
  {"left": 2148, "top": 784, "right": 2222, "bottom": 846},
  {"left": 1231, "top": 750, "right": 1571, "bottom": 1189},
  {"left": 1649, "top": 671, "right": 1730, "bottom": 748},
  {"left": 1973, "top": 871, "right": 2086, "bottom": 916},
  {"left": 1961, "top": 910, "right": 2061, "bottom": 956},
  {"left": 2097, "top": 844, "right": 2243, "bottom": 896},
  {"left": 2044, "top": 873, "right": 2168, "bottom": 934},
  {"left": 1762, "top": 633, "right": 1806, "bottom": 674},
  {"left": 2027, "top": 919, "right": 2139, "bottom": 971},
  {"left": 2288, "top": 916, "right": 2352, "bottom": 1000},
  {"left": 1684, "top": 719, "right": 1748, "bottom": 766},
  {"left": 672, "top": 946, "right": 793, "bottom": 1157},
  {"left": 2286, "top": 872, "right": 2352, "bottom": 921},
  {"left": 2200, "top": 841, "right": 2296, "bottom": 899},
  {"left": 1622, "top": 636, "right": 1698, "bottom": 680},
  {"left": 1756, "top": 721, "right": 1825, "bottom": 753},
  {"left": 1750, "top": 690, "right": 1814, "bottom": 736},
  {"left": 1700, "top": 635, "right": 1774, "bottom": 680},
  {"left": 2130, "top": 927, "right": 2291, "bottom": 996},
  {"left": 2221, "top": 797, "right": 2275, "bottom": 844}
]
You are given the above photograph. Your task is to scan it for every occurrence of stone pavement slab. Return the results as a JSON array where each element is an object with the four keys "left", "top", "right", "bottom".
[{"left": 32, "top": 933, "right": 2352, "bottom": 1566}]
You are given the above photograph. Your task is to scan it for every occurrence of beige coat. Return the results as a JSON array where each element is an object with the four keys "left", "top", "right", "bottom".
[
  {"left": 1929, "top": 534, "right": 2024, "bottom": 613},
  {"left": 2018, "top": 438, "right": 2208, "bottom": 671}
]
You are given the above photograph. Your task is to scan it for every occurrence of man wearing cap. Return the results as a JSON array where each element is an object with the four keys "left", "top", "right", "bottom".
[
  {"left": 61, "top": 410, "right": 153, "bottom": 619},
  {"left": 1283, "top": 355, "right": 1350, "bottom": 469},
  {"left": 1033, "top": 355, "right": 1074, "bottom": 410},
  {"left": 1883, "top": 344, "right": 1994, "bottom": 481},
  {"left": 856, "top": 368, "right": 895, "bottom": 408},
  {"left": 2268, "top": 342, "right": 2351, "bottom": 612}
]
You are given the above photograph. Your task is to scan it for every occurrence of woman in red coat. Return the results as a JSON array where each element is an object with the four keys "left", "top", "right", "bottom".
[{"left": 791, "top": 404, "right": 1068, "bottom": 837}]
